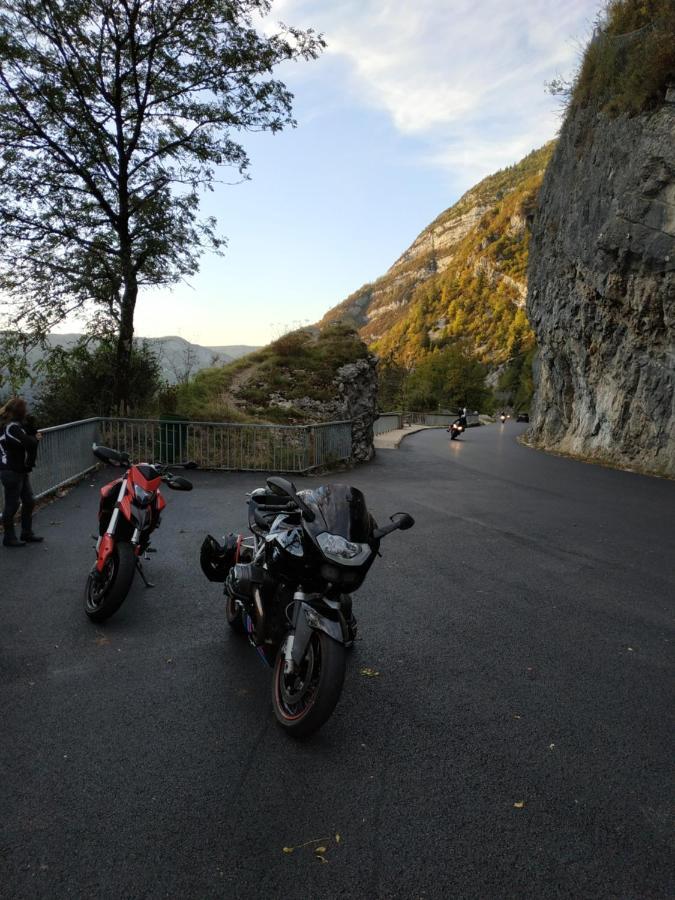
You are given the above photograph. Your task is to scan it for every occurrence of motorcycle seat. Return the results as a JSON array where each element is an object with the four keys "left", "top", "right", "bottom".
[{"left": 250, "top": 492, "right": 292, "bottom": 508}]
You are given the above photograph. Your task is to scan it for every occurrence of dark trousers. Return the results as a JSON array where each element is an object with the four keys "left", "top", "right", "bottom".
[{"left": 1, "top": 471, "right": 35, "bottom": 539}]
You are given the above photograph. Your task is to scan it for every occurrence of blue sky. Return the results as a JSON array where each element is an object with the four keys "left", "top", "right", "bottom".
[{"left": 134, "top": 0, "right": 599, "bottom": 346}]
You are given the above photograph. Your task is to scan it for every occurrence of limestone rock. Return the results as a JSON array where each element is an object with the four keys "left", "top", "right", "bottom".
[{"left": 527, "top": 102, "right": 675, "bottom": 477}]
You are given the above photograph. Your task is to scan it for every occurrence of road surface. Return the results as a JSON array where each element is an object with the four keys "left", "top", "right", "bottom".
[{"left": 2, "top": 425, "right": 673, "bottom": 899}]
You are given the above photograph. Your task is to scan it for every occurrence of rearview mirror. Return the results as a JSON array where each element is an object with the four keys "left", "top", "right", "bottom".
[
  {"left": 266, "top": 475, "right": 315, "bottom": 521},
  {"left": 267, "top": 476, "right": 296, "bottom": 496},
  {"left": 391, "top": 512, "right": 414, "bottom": 530},
  {"left": 167, "top": 476, "right": 193, "bottom": 491}
]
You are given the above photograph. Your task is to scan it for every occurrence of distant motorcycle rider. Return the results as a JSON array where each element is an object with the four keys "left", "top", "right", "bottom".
[
  {"left": 0, "top": 397, "right": 42, "bottom": 547},
  {"left": 458, "top": 406, "right": 468, "bottom": 429}
]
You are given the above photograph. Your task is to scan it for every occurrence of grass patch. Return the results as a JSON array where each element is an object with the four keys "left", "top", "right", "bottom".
[{"left": 171, "top": 322, "right": 369, "bottom": 423}]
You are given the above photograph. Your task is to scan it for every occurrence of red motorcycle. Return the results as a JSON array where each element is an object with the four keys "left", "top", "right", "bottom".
[{"left": 84, "top": 444, "right": 194, "bottom": 622}]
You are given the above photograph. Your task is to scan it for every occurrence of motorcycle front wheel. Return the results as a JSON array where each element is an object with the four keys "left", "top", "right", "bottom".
[
  {"left": 272, "top": 630, "right": 346, "bottom": 738},
  {"left": 84, "top": 541, "right": 136, "bottom": 622}
]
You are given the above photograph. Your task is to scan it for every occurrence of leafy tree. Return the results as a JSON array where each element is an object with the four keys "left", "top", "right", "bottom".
[
  {"left": 0, "top": 331, "right": 33, "bottom": 397},
  {"left": 403, "top": 344, "right": 491, "bottom": 412},
  {"left": 377, "top": 359, "right": 407, "bottom": 410},
  {"left": 0, "top": 0, "right": 323, "bottom": 407},
  {"left": 497, "top": 346, "right": 536, "bottom": 412},
  {"left": 34, "top": 338, "right": 162, "bottom": 425}
]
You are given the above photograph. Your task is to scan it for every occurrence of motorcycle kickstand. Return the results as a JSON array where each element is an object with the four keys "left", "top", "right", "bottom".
[{"left": 135, "top": 560, "right": 155, "bottom": 589}]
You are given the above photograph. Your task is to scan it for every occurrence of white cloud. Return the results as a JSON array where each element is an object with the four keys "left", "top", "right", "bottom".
[{"left": 270, "top": 0, "right": 597, "bottom": 181}]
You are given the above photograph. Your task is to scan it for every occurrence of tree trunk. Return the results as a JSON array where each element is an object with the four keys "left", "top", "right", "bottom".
[{"left": 113, "top": 271, "right": 138, "bottom": 412}]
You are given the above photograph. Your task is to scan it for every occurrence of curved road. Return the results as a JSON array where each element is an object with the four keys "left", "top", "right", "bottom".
[{"left": 2, "top": 425, "right": 673, "bottom": 899}]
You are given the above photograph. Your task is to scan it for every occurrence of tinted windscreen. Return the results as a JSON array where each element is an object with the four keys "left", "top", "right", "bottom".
[{"left": 299, "top": 484, "right": 373, "bottom": 542}]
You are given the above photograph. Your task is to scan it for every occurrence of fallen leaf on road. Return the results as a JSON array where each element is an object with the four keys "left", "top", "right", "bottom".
[
  {"left": 94, "top": 633, "right": 110, "bottom": 647},
  {"left": 335, "top": 834, "right": 341, "bottom": 844},
  {"left": 513, "top": 801, "right": 525, "bottom": 809},
  {"left": 549, "top": 743, "right": 555, "bottom": 750},
  {"left": 314, "top": 846, "right": 327, "bottom": 854},
  {"left": 282, "top": 836, "right": 330, "bottom": 855},
  {"left": 316, "top": 855, "right": 328, "bottom": 864},
  {"left": 359, "top": 667, "right": 380, "bottom": 677}
]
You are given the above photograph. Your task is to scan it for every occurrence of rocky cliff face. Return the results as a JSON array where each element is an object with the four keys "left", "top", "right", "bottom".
[{"left": 527, "top": 102, "right": 674, "bottom": 476}]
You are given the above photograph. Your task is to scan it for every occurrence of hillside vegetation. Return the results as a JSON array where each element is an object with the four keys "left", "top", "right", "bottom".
[
  {"left": 168, "top": 323, "right": 370, "bottom": 423},
  {"left": 571, "top": 0, "right": 675, "bottom": 115}
]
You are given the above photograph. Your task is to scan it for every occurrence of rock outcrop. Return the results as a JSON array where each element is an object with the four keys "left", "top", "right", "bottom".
[
  {"left": 182, "top": 324, "right": 379, "bottom": 464},
  {"left": 527, "top": 102, "right": 674, "bottom": 476},
  {"left": 269, "top": 356, "right": 378, "bottom": 462}
]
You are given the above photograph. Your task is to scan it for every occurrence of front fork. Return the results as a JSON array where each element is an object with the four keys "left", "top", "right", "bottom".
[
  {"left": 283, "top": 591, "right": 347, "bottom": 674},
  {"left": 95, "top": 478, "right": 128, "bottom": 573},
  {"left": 94, "top": 478, "right": 145, "bottom": 575}
]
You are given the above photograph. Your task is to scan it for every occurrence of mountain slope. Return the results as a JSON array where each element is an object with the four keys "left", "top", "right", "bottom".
[
  {"left": 322, "top": 143, "right": 555, "bottom": 368},
  {"left": 23, "top": 334, "right": 258, "bottom": 385}
]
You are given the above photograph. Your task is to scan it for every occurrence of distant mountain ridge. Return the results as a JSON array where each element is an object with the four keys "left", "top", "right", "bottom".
[
  {"left": 27, "top": 334, "right": 258, "bottom": 385},
  {"left": 322, "top": 143, "right": 555, "bottom": 368}
]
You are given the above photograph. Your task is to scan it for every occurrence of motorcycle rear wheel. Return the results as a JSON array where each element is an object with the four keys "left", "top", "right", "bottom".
[
  {"left": 84, "top": 542, "right": 136, "bottom": 622},
  {"left": 272, "top": 631, "right": 345, "bottom": 738}
]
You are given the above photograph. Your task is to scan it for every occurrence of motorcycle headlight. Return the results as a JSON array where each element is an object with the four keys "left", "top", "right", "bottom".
[
  {"left": 316, "top": 532, "right": 372, "bottom": 567},
  {"left": 134, "top": 484, "right": 155, "bottom": 507}
]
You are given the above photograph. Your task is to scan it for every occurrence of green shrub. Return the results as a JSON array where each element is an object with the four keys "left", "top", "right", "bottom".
[
  {"left": 572, "top": 0, "right": 675, "bottom": 114},
  {"left": 34, "top": 339, "right": 161, "bottom": 425}
]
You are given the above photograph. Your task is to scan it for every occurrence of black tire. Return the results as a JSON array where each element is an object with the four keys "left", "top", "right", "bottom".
[
  {"left": 84, "top": 542, "right": 136, "bottom": 622},
  {"left": 272, "top": 630, "right": 346, "bottom": 738},
  {"left": 225, "top": 594, "right": 246, "bottom": 634}
]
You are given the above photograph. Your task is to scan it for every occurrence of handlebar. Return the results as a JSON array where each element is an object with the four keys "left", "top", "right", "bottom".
[{"left": 92, "top": 444, "right": 194, "bottom": 489}]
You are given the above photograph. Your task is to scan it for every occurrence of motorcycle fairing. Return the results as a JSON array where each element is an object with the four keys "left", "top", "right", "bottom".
[
  {"left": 130, "top": 465, "right": 162, "bottom": 492},
  {"left": 298, "top": 484, "right": 374, "bottom": 542},
  {"left": 100, "top": 477, "right": 122, "bottom": 500}
]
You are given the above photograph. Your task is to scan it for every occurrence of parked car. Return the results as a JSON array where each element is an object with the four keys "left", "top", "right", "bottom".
[{"left": 516, "top": 412, "right": 529, "bottom": 423}]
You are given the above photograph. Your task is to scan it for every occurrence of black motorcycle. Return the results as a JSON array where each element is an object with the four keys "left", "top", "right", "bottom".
[
  {"left": 448, "top": 419, "right": 464, "bottom": 440},
  {"left": 200, "top": 476, "right": 414, "bottom": 738}
]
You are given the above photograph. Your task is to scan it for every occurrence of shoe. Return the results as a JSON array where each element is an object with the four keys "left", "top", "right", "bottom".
[
  {"left": 3, "top": 537, "right": 26, "bottom": 547},
  {"left": 20, "top": 533, "right": 44, "bottom": 543}
]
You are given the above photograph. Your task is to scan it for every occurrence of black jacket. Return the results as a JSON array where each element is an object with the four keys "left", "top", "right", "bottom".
[{"left": 0, "top": 419, "right": 39, "bottom": 473}]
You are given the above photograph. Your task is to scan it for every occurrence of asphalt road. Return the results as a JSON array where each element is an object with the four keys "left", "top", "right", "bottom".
[{"left": 2, "top": 425, "right": 673, "bottom": 899}]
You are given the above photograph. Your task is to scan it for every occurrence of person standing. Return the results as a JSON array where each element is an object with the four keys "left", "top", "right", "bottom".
[{"left": 0, "top": 398, "right": 42, "bottom": 547}]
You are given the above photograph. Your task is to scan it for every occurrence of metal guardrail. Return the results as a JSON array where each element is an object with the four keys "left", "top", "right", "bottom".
[
  {"left": 97, "top": 418, "right": 353, "bottom": 473},
  {"left": 374, "top": 411, "right": 481, "bottom": 432},
  {"left": 31, "top": 417, "right": 100, "bottom": 500},
  {"left": 373, "top": 414, "right": 401, "bottom": 435},
  {"left": 28, "top": 416, "right": 354, "bottom": 499}
]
